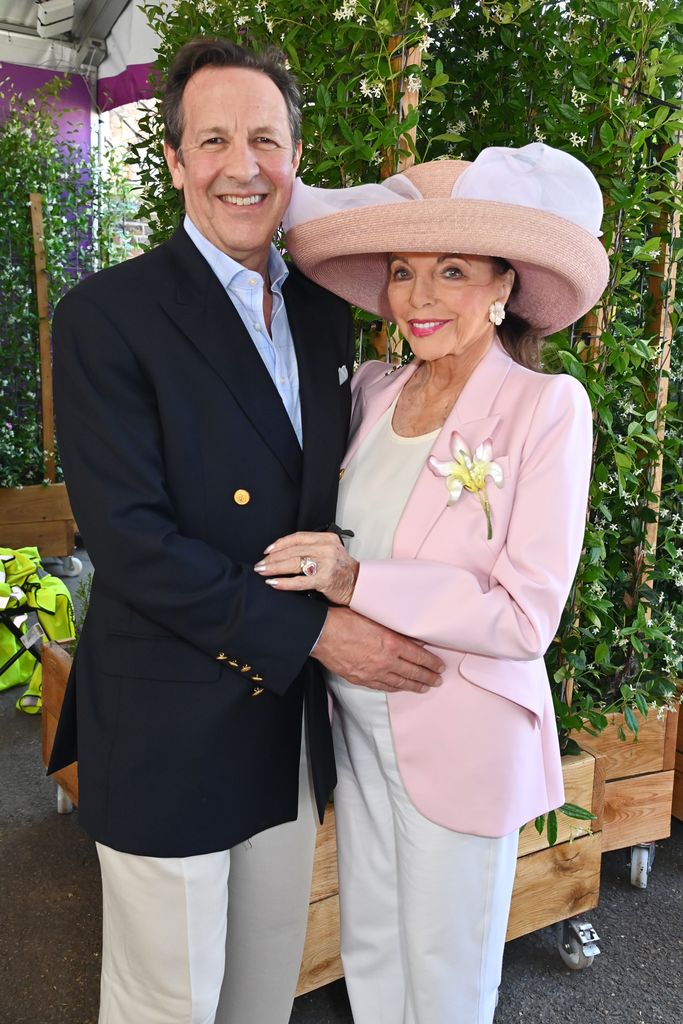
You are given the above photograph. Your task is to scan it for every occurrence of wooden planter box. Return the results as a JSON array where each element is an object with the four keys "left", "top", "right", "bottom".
[
  {"left": 41, "top": 648, "right": 604, "bottom": 997},
  {"left": 0, "top": 483, "right": 76, "bottom": 557},
  {"left": 576, "top": 708, "right": 678, "bottom": 852},
  {"left": 672, "top": 702, "right": 683, "bottom": 823},
  {"left": 40, "top": 641, "right": 78, "bottom": 806}
]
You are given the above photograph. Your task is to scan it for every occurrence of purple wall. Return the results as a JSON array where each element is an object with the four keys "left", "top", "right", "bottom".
[{"left": 0, "top": 63, "right": 92, "bottom": 155}]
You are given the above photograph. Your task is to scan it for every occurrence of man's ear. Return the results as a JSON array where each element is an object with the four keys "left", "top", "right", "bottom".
[
  {"left": 164, "top": 141, "right": 185, "bottom": 191},
  {"left": 292, "top": 140, "right": 302, "bottom": 174}
]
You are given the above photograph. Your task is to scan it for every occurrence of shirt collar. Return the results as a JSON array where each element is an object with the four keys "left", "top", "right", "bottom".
[{"left": 183, "top": 215, "right": 289, "bottom": 293}]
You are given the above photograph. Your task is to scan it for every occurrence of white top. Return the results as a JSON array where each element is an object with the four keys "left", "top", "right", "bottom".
[{"left": 336, "top": 394, "right": 439, "bottom": 563}]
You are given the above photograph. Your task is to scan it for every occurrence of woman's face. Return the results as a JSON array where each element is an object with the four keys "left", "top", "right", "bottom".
[{"left": 386, "top": 251, "right": 515, "bottom": 361}]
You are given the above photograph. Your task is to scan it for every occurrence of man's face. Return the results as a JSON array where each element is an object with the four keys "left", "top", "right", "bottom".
[{"left": 165, "top": 65, "right": 301, "bottom": 274}]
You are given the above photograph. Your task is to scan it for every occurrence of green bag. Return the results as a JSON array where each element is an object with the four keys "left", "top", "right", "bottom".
[{"left": 0, "top": 547, "right": 75, "bottom": 713}]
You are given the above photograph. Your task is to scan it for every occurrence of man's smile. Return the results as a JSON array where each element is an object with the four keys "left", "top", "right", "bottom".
[{"left": 218, "top": 194, "right": 267, "bottom": 206}]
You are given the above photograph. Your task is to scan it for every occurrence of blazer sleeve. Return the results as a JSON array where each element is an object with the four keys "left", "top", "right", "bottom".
[
  {"left": 349, "top": 373, "right": 592, "bottom": 661},
  {"left": 53, "top": 289, "right": 326, "bottom": 695}
]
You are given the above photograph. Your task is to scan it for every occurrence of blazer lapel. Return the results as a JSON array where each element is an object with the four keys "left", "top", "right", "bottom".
[
  {"left": 342, "top": 361, "right": 420, "bottom": 470},
  {"left": 284, "top": 276, "right": 336, "bottom": 527},
  {"left": 160, "top": 227, "right": 302, "bottom": 482},
  {"left": 392, "top": 339, "right": 513, "bottom": 559}
]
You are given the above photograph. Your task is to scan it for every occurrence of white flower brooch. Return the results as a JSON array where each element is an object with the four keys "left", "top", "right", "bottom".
[{"left": 428, "top": 432, "right": 504, "bottom": 540}]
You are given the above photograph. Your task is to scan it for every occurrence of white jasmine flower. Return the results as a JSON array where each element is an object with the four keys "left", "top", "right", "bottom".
[
  {"left": 407, "top": 74, "right": 422, "bottom": 92},
  {"left": 569, "top": 132, "right": 586, "bottom": 146},
  {"left": 571, "top": 87, "right": 587, "bottom": 109},
  {"left": 360, "top": 77, "right": 382, "bottom": 99},
  {"left": 470, "top": 106, "right": 478, "bottom": 116},
  {"left": 548, "top": 45, "right": 557, "bottom": 57},
  {"left": 482, "top": 99, "right": 490, "bottom": 110},
  {"left": 422, "top": 35, "right": 435, "bottom": 51},
  {"left": 534, "top": 125, "right": 546, "bottom": 142},
  {"left": 416, "top": 12, "right": 431, "bottom": 29},
  {"left": 475, "top": 49, "right": 490, "bottom": 61}
]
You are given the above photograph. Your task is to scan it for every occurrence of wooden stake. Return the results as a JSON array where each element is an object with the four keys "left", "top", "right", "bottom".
[
  {"left": 643, "top": 147, "right": 682, "bottom": 569},
  {"left": 381, "top": 37, "right": 422, "bottom": 179},
  {"left": 29, "top": 192, "right": 55, "bottom": 483}
]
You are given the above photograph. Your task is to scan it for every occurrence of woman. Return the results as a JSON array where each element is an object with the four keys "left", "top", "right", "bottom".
[{"left": 256, "top": 144, "right": 609, "bottom": 1023}]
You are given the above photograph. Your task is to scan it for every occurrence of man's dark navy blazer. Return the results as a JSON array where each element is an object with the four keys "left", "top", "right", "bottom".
[{"left": 49, "top": 224, "right": 354, "bottom": 857}]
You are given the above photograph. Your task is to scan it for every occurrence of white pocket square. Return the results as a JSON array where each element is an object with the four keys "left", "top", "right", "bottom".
[{"left": 338, "top": 365, "right": 349, "bottom": 385}]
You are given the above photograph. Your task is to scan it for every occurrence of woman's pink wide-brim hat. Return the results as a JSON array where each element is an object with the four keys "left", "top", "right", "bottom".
[{"left": 283, "top": 144, "right": 610, "bottom": 336}]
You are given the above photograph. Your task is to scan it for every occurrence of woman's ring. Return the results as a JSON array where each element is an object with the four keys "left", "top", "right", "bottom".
[{"left": 300, "top": 556, "right": 318, "bottom": 577}]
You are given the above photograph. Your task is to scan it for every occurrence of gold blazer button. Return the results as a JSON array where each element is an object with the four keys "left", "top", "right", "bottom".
[
  {"left": 339, "top": 468, "right": 345, "bottom": 480},
  {"left": 234, "top": 489, "right": 251, "bottom": 505},
  {"left": 251, "top": 686, "right": 265, "bottom": 697},
  {"left": 216, "top": 652, "right": 227, "bottom": 661}
]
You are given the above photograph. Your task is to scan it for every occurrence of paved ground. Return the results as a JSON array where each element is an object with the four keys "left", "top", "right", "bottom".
[{"left": 1, "top": 553, "right": 681, "bottom": 1023}]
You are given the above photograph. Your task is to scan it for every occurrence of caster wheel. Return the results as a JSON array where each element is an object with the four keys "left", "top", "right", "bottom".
[
  {"left": 555, "top": 920, "right": 601, "bottom": 970},
  {"left": 629, "top": 843, "right": 655, "bottom": 889},
  {"left": 57, "top": 785, "right": 74, "bottom": 814}
]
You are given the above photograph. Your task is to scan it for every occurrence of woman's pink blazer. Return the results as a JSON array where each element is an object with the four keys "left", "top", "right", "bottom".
[{"left": 343, "top": 338, "right": 593, "bottom": 837}]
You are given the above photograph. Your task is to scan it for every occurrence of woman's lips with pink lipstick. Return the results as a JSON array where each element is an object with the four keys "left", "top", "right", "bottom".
[{"left": 409, "top": 319, "right": 451, "bottom": 338}]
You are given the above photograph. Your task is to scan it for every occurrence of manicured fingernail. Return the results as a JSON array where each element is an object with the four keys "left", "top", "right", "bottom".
[
  {"left": 264, "top": 544, "right": 274, "bottom": 553},
  {"left": 265, "top": 578, "right": 279, "bottom": 587},
  {"left": 254, "top": 562, "right": 266, "bottom": 572}
]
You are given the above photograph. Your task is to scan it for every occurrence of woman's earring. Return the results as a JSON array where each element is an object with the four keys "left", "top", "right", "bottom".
[{"left": 489, "top": 301, "right": 506, "bottom": 326}]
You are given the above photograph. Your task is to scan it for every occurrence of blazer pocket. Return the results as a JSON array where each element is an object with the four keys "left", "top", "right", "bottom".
[
  {"left": 103, "top": 634, "right": 221, "bottom": 683},
  {"left": 459, "top": 652, "right": 545, "bottom": 725}
]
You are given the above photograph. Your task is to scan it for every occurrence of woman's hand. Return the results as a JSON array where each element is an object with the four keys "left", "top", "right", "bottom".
[{"left": 255, "top": 532, "right": 359, "bottom": 606}]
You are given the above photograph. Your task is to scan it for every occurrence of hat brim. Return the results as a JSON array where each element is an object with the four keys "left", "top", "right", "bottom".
[{"left": 285, "top": 198, "right": 609, "bottom": 335}]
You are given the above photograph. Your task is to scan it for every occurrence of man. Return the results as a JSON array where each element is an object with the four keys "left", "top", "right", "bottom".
[{"left": 49, "top": 37, "right": 442, "bottom": 1024}]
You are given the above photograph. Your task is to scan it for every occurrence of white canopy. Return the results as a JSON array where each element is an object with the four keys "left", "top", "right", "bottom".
[{"left": 0, "top": 0, "right": 161, "bottom": 111}]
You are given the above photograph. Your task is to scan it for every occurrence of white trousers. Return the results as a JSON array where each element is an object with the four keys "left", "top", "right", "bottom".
[
  {"left": 96, "top": 729, "right": 318, "bottom": 1024},
  {"left": 329, "top": 677, "right": 519, "bottom": 1024}
]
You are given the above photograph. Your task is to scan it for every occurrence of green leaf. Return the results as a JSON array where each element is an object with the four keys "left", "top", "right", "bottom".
[
  {"left": 624, "top": 705, "right": 640, "bottom": 736},
  {"left": 560, "top": 803, "right": 597, "bottom": 821},
  {"left": 534, "top": 815, "right": 545, "bottom": 836},
  {"left": 600, "top": 121, "right": 615, "bottom": 146},
  {"left": 634, "top": 692, "right": 649, "bottom": 717},
  {"left": 547, "top": 810, "right": 558, "bottom": 847},
  {"left": 595, "top": 642, "right": 610, "bottom": 664},
  {"left": 651, "top": 105, "right": 670, "bottom": 129},
  {"left": 573, "top": 70, "right": 593, "bottom": 92}
]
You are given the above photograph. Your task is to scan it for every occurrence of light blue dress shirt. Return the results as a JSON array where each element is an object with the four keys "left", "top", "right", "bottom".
[{"left": 184, "top": 215, "right": 303, "bottom": 446}]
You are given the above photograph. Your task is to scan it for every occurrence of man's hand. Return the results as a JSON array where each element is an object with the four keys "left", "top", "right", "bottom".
[{"left": 312, "top": 606, "right": 444, "bottom": 694}]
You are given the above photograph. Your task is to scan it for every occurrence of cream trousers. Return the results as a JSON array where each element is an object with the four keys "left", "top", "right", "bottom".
[
  {"left": 329, "top": 676, "right": 519, "bottom": 1024},
  {"left": 96, "top": 728, "right": 318, "bottom": 1024}
]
